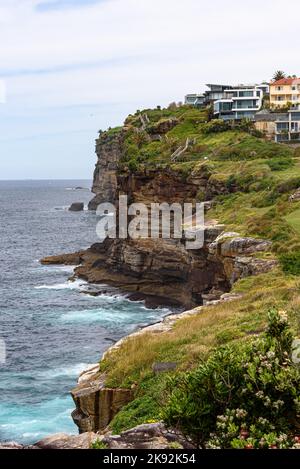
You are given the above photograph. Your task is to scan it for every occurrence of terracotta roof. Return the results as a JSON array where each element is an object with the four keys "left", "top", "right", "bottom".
[{"left": 271, "top": 78, "right": 300, "bottom": 86}]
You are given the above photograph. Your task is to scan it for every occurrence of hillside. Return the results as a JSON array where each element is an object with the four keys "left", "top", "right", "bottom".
[{"left": 43, "top": 104, "right": 300, "bottom": 449}]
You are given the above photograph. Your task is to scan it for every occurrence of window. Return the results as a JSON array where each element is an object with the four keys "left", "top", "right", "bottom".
[
  {"left": 238, "top": 91, "right": 254, "bottom": 97},
  {"left": 276, "top": 122, "right": 289, "bottom": 131},
  {"left": 291, "top": 122, "right": 299, "bottom": 132}
]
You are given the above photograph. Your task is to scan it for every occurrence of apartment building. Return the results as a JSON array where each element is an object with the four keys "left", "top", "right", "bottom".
[
  {"left": 185, "top": 83, "right": 268, "bottom": 120},
  {"left": 270, "top": 78, "right": 300, "bottom": 108},
  {"left": 213, "top": 85, "right": 266, "bottom": 120},
  {"left": 254, "top": 107, "right": 300, "bottom": 143},
  {"left": 274, "top": 107, "right": 300, "bottom": 143}
]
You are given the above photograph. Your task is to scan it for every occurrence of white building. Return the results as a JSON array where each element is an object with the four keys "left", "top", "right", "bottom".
[{"left": 213, "top": 84, "right": 268, "bottom": 120}]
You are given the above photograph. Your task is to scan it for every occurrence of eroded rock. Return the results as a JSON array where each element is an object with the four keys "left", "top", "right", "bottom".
[
  {"left": 69, "top": 202, "right": 84, "bottom": 211},
  {"left": 101, "top": 423, "right": 194, "bottom": 449}
]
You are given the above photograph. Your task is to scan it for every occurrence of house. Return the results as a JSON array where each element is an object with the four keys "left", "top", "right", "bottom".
[
  {"left": 255, "top": 107, "right": 300, "bottom": 143},
  {"left": 213, "top": 84, "right": 265, "bottom": 120},
  {"left": 270, "top": 78, "right": 300, "bottom": 109},
  {"left": 184, "top": 84, "right": 231, "bottom": 107},
  {"left": 254, "top": 111, "right": 284, "bottom": 139},
  {"left": 204, "top": 84, "right": 232, "bottom": 104},
  {"left": 274, "top": 107, "right": 300, "bottom": 143},
  {"left": 185, "top": 82, "right": 268, "bottom": 120},
  {"left": 184, "top": 93, "right": 206, "bottom": 108}
]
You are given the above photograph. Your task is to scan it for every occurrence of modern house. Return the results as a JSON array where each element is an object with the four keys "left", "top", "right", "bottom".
[
  {"left": 185, "top": 84, "right": 231, "bottom": 108},
  {"left": 185, "top": 83, "right": 268, "bottom": 120},
  {"left": 213, "top": 84, "right": 266, "bottom": 120},
  {"left": 204, "top": 84, "right": 232, "bottom": 104},
  {"left": 274, "top": 107, "right": 300, "bottom": 143},
  {"left": 184, "top": 93, "right": 206, "bottom": 108},
  {"left": 254, "top": 106, "right": 300, "bottom": 143},
  {"left": 270, "top": 78, "right": 300, "bottom": 108}
]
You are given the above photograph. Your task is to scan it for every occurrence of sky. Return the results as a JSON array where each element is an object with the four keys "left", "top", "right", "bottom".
[{"left": 0, "top": 0, "right": 300, "bottom": 180}]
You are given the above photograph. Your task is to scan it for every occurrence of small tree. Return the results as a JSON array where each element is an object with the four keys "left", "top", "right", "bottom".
[{"left": 273, "top": 71, "right": 286, "bottom": 82}]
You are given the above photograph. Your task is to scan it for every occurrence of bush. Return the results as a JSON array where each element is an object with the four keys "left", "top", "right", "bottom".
[
  {"left": 279, "top": 251, "right": 300, "bottom": 275},
  {"left": 201, "top": 119, "right": 230, "bottom": 135},
  {"left": 162, "top": 310, "right": 300, "bottom": 449},
  {"left": 91, "top": 439, "right": 108, "bottom": 449},
  {"left": 276, "top": 177, "right": 300, "bottom": 194},
  {"left": 128, "top": 159, "right": 138, "bottom": 172},
  {"left": 267, "top": 158, "right": 294, "bottom": 171}
]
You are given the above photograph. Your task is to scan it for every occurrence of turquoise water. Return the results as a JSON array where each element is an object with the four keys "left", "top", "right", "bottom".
[{"left": 0, "top": 180, "right": 170, "bottom": 444}]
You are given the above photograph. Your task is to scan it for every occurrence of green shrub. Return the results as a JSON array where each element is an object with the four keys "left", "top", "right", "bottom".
[
  {"left": 279, "top": 251, "right": 300, "bottom": 275},
  {"left": 162, "top": 310, "right": 300, "bottom": 448},
  {"left": 110, "top": 396, "right": 159, "bottom": 435},
  {"left": 201, "top": 119, "right": 230, "bottom": 135},
  {"left": 91, "top": 439, "right": 108, "bottom": 449},
  {"left": 267, "top": 158, "right": 294, "bottom": 171},
  {"left": 128, "top": 159, "right": 138, "bottom": 172}
]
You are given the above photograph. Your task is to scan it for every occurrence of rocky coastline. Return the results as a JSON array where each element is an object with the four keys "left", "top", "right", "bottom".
[{"left": 2, "top": 111, "right": 284, "bottom": 450}]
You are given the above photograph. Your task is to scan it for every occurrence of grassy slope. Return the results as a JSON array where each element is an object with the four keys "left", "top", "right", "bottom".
[{"left": 99, "top": 105, "right": 300, "bottom": 433}]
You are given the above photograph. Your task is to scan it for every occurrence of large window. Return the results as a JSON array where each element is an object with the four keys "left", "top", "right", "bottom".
[
  {"left": 238, "top": 91, "right": 254, "bottom": 97},
  {"left": 276, "top": 122, "right": 289, "bottom": 131}
]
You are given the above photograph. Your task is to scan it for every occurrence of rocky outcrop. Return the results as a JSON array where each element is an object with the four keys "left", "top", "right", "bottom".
[
  {"left": 42, "top": 225, "right": 232, "bottom": 308},
  {"left": 289, "top": 188, "right": 300, "bottom": 202},
  {"left": 71, "top": 365, "right": 133, "bottom": 433},
  {"left": 88, "top": 130, "right": 124, "bottom": 210},
  {"left": 42, "top": 228, "right": 275, "bottom": 309},
  {"left": 209, "top": 233, "right": 277, "bottom": 284},
  {"left": 101, "top": 422, "right": 194, "bottom": 449},
  {"left": 69, "top": 202, "right": 84, "bottom": 211},
  {"left": 0, "top": 433, "right": 98, "bottom": 450},
  {"left": 147, "top": 118, "right": 179, "bottom": 135}
]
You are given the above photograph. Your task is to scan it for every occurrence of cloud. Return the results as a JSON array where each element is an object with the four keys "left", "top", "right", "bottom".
[
  {"left": 0, "top": 0, "right": 300, "bottom": 178},
  {"left": 0, "top": 79, "right": 6, "bottom": 103},
  {"left": 35, "top": 0, "right": 106, "bottom": 12}
]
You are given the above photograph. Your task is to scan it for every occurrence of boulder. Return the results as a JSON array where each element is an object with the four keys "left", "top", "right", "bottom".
[
  {"left": 34, "top": 432, "right": 98, "bottom": 449},
  {"left": 101, "top": 422, "right": 195, "bottom": 449},
  {"left": 289, "top": 188, "right": 300, "bottom": 202},
  {"left": 69, "top": 202, "right": 84, "bottom": 211},
  {"left": 209, "top": 233, "right": 271, "bottom": 257}
]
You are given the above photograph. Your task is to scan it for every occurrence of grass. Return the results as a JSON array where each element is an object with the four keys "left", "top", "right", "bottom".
[
  {"left": 285, "top": 208, "right": 300, "bottom": 235},
  {"left": 103, "top": 270, "right": 300, "bottom": 433}
]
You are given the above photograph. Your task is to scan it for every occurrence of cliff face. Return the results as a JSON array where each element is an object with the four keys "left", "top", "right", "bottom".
[{"left": 88, "top": 131, "right": 124, "bottom": 210}]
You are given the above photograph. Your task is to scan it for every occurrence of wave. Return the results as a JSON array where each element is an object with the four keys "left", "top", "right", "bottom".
[
  {"left": 59, "top": 306, "right": 159, "bottom": 325},
  {"left": 0, "top": 396, "right": 76, "bottom": 444},
  {"left": 37, "top": 363, "right": 91, "bottom": 380},
  {"left": 31, "top": 265, "right": 76, "bottom": 275},
  {"left": 34, "top": 279, "right": 86, "bottom": 291}
]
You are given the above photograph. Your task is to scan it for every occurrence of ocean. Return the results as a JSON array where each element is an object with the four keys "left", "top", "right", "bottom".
[{"left": 0, "top": 180, "right": 169, "bottom": 444}]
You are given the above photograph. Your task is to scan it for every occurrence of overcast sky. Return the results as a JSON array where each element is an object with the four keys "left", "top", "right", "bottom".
[{"left": 0, "top": 0, "right": 300, "bottom": 179}]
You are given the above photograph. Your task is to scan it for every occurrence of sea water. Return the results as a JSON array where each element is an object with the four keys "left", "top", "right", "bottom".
[{"left": 0, "top": 180, "right": 169, "bottom": 444}]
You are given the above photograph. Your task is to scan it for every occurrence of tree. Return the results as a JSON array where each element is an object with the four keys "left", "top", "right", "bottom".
[{"left": 273, "top": 70, "right": 286, "bottom": 82}]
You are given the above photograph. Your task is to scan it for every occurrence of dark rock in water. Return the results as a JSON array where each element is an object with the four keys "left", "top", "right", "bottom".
[
  {"left": 152, "top": 362, "right": 177, "bottom": 373},
  {"left": 69, "top": 202, "right": 84, "bottom": 212}
]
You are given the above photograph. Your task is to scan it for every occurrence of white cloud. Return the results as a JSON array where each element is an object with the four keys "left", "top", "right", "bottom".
[
  {"left": 0, "top": 0, "right": 300, "bottom": 178},
  {"left": 0, "top": 79, "right": 6, "bottom": 103}
]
